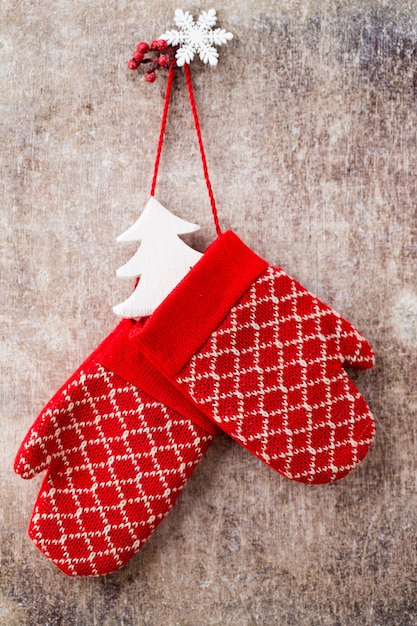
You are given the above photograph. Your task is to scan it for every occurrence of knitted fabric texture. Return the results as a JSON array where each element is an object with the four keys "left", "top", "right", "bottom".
[
  {"left": 133, "top": 231, "right": 375, "bottom": 484},
  {"left": 14, "top": 320, "right": 215, "bottom": 577}
]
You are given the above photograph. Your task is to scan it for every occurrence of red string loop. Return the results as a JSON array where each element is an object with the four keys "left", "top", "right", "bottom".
[
  {"left": 183, "top": 64, "right": 221, "bottom": 236},
  {"left": 150, "top": 63, "right": 221, "bottom": 236}
]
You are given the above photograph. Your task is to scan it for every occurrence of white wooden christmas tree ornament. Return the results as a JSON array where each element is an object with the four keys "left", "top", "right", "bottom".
[{"left": 113, "top": 196, "right": 203, "bottom": 318}]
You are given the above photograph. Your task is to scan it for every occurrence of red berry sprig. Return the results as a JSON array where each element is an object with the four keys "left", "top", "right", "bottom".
[{"left": 128, "top": 39, "right": 178, "bottom": 82}]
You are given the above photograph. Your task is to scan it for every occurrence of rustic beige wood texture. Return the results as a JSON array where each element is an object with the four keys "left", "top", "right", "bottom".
[{"left": 2, "top": 1, "right": 417, "bottom": 624}]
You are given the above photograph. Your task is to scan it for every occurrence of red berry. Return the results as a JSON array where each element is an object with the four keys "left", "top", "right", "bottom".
[
  {"left": 145, "top": 71, "right": 157, "bottom": 83},
  {"left": 133, "top": 50, "right": 144, "bottom": 62},
  {"left": 150, "top": 39, "right": 168, "bottom": 51},
  {"left": 136, "top": 42, "right": 149, "bottom": 53},
  {"left": 127, "top": 58, "right": 139, "bottom": 70},
  {"left": 158, "top": 54, "right": 170, "bottom": 67}
]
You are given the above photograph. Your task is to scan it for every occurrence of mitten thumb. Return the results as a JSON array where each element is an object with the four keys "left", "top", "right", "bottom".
[
  {"left": 14, "top": 365, "right": 88, "bottom": 478},
  {"left": 335, "top": 315, "right": 375, "bottom": 370},
  {"left": 14, "top": 406, "right": 59, "bottom": 478}
]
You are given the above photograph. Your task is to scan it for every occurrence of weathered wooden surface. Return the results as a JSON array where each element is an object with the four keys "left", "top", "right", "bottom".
[{"left": 1, "top": 1, "right": 416, "bottom": 624}]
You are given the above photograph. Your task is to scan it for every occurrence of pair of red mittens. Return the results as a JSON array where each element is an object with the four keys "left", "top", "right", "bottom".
[{"left": 15, "top": 231, "right": 375, "bottom": 577}]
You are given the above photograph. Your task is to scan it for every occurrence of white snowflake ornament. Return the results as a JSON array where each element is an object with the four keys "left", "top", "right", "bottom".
[{"left": 160, "top": 8, "right": 233, "bottom": 67}]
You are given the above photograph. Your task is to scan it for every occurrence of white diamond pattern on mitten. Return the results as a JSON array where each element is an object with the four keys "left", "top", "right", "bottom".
[
  {"left": 15, "top": 357, "right": 213, "bottom": 577},
  {"left": 176, "top": 266, "right": 375, "bottom": 484}
]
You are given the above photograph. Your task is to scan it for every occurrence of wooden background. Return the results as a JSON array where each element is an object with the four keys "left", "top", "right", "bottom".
[{"left": 1, "top": 1, "right": 417, "bottom": 624}]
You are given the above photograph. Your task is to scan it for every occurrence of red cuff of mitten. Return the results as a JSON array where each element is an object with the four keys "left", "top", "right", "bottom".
[
  {"left": 131, "top": 230, "right": 267, "bottom": 375},
  {"left": 96, "top": 319, "right": 219, "bottom": 435}
]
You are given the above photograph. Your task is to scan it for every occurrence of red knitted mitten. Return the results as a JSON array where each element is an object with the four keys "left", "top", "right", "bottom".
[
  {"left": 14, "top": 319, "right": 217, "bottom": 576},
  {"left": 133, "top": 231, "right": 375, "bottom": 485}
]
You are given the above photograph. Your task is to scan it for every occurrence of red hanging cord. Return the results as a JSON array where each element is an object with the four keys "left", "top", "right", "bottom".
[
  {"left": 183, "top": 63, "right": 221, "bottom": 236},
  {"left": 150, "top": 62, "right": 221, "bottom": 236},
  {"left": 150, "top": 64, "right": 175, "bottom": 197}
]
